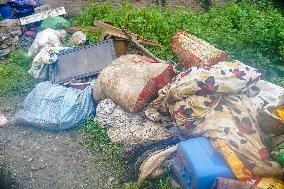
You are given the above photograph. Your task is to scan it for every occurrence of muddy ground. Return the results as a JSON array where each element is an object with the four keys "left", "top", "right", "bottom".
[{"left": 0, "top": 96, "right": 120, "bottom": 189}]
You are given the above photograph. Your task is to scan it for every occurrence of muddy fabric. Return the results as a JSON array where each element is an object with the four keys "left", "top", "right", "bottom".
[
  {"left": 138, "top": 145, "right": 177, "bottom": 181},
  {"left": 212, "top": 178, "right": 259, "bottom": 189},
  {"left": 147, "top": 61, "right": 281, "bottom": 177},
  {"left": 93, "top": 54, "right": 175, "bottom": 113},
  {"left": 171, "top": 30, "right": 228, "bottom": 68},
  {"left": 95, "top": 99, "right": 173, "bottom": 145}
]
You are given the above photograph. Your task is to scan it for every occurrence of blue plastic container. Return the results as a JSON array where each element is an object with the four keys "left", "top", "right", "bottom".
[
  {"left": 0, "top": 4, "right": 13, "bottom": 19},
  {"left": 173, "top": 137, "right": 235, "bottom": 189}
]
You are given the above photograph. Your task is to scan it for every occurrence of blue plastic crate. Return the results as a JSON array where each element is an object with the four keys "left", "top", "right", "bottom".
[{"left": 173, "top": 137, "right": 235, "bottom": 189}]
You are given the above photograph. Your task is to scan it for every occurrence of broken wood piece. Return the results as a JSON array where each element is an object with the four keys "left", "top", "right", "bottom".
[
  {"left": 121, "top": 28, "right": 164, "bottom": 63},
  {"left": 19, "top": 7, "right": 67, "bottom": 26},
  {"left": 94, "top": 20, "right": 161, "bottom": 47},
  {"left": 65, "top": 26, "right": 100, "bottom": 33}
]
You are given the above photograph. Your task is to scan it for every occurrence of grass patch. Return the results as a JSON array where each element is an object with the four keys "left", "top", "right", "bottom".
[
  {"left": 80, "top": 117, "right": 125, "bottom": 175},
  {"left": 122, "top": 175, "right": 173, "bottom": 189},
  {"left": 0, "top": 48, "right": 36, "bottom": 97}
]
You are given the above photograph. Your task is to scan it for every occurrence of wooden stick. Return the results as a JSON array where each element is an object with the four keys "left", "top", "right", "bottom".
[{"left": 121, "top": 28, "right": 164, "bottom": 63}]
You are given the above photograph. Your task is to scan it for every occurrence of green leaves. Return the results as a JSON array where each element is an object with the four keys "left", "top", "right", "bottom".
[{"left": 73, "top": 1, "right": 284, "bottom": 86}]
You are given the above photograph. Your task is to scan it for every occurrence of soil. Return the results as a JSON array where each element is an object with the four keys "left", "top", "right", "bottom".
[{"left": 0, "top": 96, "right": 120, "bottom": 189}]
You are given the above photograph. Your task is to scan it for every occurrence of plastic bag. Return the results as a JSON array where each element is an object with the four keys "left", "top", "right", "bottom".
[
  {"left": 41, "top": 16, "right": 71, "bottom": 30},
  {"left": 28, "top": 28, "right": 67, "bottom": 57},
  {"left": 13, "top": 81, "right": 95, "bottom": 130},
  {"left": 70, "top": 31, "right": 86, "bottom": 46}
]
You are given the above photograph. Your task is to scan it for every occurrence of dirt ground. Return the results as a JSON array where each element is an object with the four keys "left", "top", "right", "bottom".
[{"left": 0, "top": 96, "right": 120, "bottom": 189}]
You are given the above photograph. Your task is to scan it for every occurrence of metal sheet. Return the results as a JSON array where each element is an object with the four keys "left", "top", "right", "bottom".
[{"left": 50, "top": 39, "right": 116, "bottom": 84}]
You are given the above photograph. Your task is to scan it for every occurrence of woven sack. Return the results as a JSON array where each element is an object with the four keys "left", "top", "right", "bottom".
[
  {"left": 171, "top": 30, "right": 228, "bottom": 68},
  {"left": 93, "top": 54, "right": 175, "bottom": 112}
]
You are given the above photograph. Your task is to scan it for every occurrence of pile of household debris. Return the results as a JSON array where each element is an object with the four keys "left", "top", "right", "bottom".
[{"left": 1, "top": 1, "right": 284, "bottom": 188}]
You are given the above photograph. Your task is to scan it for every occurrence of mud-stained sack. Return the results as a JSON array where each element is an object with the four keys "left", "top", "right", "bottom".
[
  {"left": 171, "top": 30, "right": 228, "bottom": 68},
  {"left": 13, "top": 81, "right": 95, "bottom": 130},
  {"left": 93, "top": 54, "right": 175, "bottom": 113}
]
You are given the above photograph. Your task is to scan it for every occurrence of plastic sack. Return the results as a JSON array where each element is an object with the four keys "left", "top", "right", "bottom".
[
  {"left": 28, "top": 28, "right": 67, "bottom": 57},
  {"left": 212, "top": 139, "right": 284, "bottom": 189},
  {"left": 41, "top": 16, "right": 71, "bottom": 30},
  {"left": 13, "top": 81, "right": 95, "bottom": 130},
  {"left": 93, "top": 54, "right": 175, "bottom": 113},
  {"left": 70, "top": 31, "right": 86, "bottom": 46},
  {"left": 171, "top": 30, "right": 228, "bottom": 68}
]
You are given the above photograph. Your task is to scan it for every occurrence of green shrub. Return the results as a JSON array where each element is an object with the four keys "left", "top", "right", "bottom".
[
  {"left": 73, "top": 0, "right": 284, "bottom": 86},
  {"left": 0, "top": 49, "right": 36, "bottom": 97}
]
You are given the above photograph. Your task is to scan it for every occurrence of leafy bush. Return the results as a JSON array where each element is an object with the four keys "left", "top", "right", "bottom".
[
  {"left": 0, "top": 49, "right": 36, "bottom": 97},
  {"left": 73, "top": 0, "right": 284, "bottom": 86}
]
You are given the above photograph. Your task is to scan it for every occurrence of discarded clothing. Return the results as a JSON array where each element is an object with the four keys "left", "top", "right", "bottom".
[
  {"left": 138, "top": 144, "right": 177, "bottom": 181},
  {"left": 28, "top": 28, "right": 67, "bottom": 57},
  {"left": 212, "top": 139, "right": 284, "bottom": 189},
  {"left": 13, "top": 81, "right": 95, "bottom": 130},
  {"left": 147, "top": 61, "right": 281, "bottom": 177},
  {"left": 95, "top": 99, "right": 173, "bottom": 145},
  {"left": 94, "top": 54, "right": 175, "bottom": 113},
  {"left": 41, "top": 16, "right": 71, "bottom": 30},
  {"left": 212, "top": 177, "right": 258, "bottom": 189},
  {"left": 171, "top": 30, "right": 228, "bottom": 68},
  {"left": 70, "top": 31, "right": 86, "bottom": 46},
  {"left": 29, "top": 46, "right": 70, "bottom": 79}
]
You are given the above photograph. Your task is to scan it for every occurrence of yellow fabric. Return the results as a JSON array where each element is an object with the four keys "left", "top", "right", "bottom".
[
  {"left": 276, "top": 107, "right": 284, "bottom": 121},
  {"left": 212, "top": 139, "right": 284, "bottom": 189}
]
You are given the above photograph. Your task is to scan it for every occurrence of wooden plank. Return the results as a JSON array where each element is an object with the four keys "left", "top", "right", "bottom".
[
  {"left": 94, "top": 20, "right": 161, "bottom": 47},
  {"left": 19, "top": 7, "right": 67, "bottom": 26}
]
